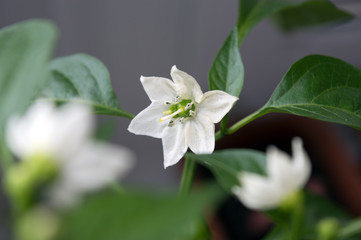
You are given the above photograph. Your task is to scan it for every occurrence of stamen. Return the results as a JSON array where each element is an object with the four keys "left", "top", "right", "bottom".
[
  {"left": 168, "top": 120, "right": 175, "bottom": 127},
  {"left": 164, "top": 101, "right": 171, "bottom": 105},
  {"left": 159, "top": 108, "right": 184, "bottom": 122},
  {"left": 189, "top": 110, "right": 196, "bottom": 117},
  {"left": 174, "top": 96, "right": 181, "bottom": 102},
  {"left": 185, "top": 103, "right": 192, "bottom": 110}
]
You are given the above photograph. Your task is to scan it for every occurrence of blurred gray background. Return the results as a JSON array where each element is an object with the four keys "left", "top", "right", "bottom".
[{"left": 0, "top": 0, "right": 360, "bottom": 190}]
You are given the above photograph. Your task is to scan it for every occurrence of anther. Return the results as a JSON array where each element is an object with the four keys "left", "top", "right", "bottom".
[
  {"left": 174, "top": 96, "right": 181, "bottom": 102},
  {"left": 164, "top": 101, "right": 171, "bottom": 105},
  {"left": 179, "top": 117, "right": 185, "bottom": 123},
  {"left": 189, "top": 110, "right": 195, "bottom": 117},
  {"left": 185, "top": 103, "right": 192, "bottom": 110},
  {"left": 168, "top": 120, "right": 175, "bottom": 127}
]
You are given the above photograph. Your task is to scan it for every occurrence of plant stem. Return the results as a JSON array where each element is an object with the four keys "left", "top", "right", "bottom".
[
  {"left": 215, "top": 108, "right": 268, "bottom": 141},
  {"left": 178, "top": 157, "right": 197, "bottom": 198},
  {"left": 220, "top": 114, "right": 229, "bottom": 135}
]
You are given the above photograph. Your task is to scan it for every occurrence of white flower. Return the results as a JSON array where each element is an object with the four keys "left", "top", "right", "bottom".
[
  {"left": 232, "top": 138, "right": 311, "bottom": 210},
  {"left": 6, "top": 101, "right": 93, "bottom": 160},
  {"left": 6, "top": 101, "right": 134, "bottom": 207},
  {"left": 128, "top": 66, "right": 238, "bottom": 168}
]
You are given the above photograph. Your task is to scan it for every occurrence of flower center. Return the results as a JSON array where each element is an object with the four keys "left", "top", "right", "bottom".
[{"left": 159, "top": 97, "right": 196, "bottom": 127}]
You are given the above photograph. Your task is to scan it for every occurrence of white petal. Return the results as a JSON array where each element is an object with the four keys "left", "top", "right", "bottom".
[
  {"left": 233, "top": 139, "right": 312, "bottom": 211},
  {"left": 185, "top": 115, "right": 214, "bottom": 154},
  {"left": 48, "top": 141, "right": 134, "bottom": 208},
  {"left": 170, "top": 65, "right": 203, "bottom": 102},
  {"left": 266, "top": 145, "right": 297, "bottom": 191},
  {"left": 128, "top": 101, "right": 168, "bottom": 138},
  {"left": 140, "top": 76, "right": 177, "bottom": 102},
  {"left": 6, "top": 101, "right": 57, "bottom": 159},
  {"left": 198, "top": 90, "right": 238, "bottom": 123},
  {"left": 233, "top": 173, "right": 281, "bottom": 210},
  {"left": 6, "top": 101, "right": 94, "bottom": 160},
  {"left": 291, "top": 137, "right": 311, "bottom": 188},
  {"left": 161, "top": 123, "right": 187, "bottom": 168},
  {"left": 54, "top": 103, "right": 93, "bottom": 160}
]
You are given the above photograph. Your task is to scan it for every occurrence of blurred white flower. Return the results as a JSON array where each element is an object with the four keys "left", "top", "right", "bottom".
[
  {"left": 232, "top": 138, "right": 311, "bottom": 210},
  {"left": 128, "top": 66, "right": 238, "bottom": 168},
  {"left": 6, "top": 101, "right": 93, "bottom": 160},
  {"left": 6, "top": 101, "right": 134, "bottom": 207}
]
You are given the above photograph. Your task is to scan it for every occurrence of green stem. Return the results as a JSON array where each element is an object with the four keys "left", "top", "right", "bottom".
[
  {"left": 220, "top": 114, "right": 229, "bottom": 135},
  {"left": 290, "top": 197, "right": 304, "bottom": 240},
  {"left": 178, "top": 157, "right": 197, "bottom": 198},
  {"left": 215, "top": 108, "right": 268, "bottom": 141}
]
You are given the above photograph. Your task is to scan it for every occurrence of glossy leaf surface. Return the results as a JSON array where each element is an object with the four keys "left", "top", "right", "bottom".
[
  {"left": 42, "top": 54, "right": 133, "bottom": 119},
  {"left": 263, "top": 55, "right": 361, "bottom": 130},
  {"left": 209, "top": 28, "right": 244, "bottom": 97},
  {"left": 187, "top": 149, "right": 266, "bottom": 192}
]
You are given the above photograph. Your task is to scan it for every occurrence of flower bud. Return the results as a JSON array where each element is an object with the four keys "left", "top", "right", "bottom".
[
  {"left": 16, "top": 206, "right": 60, "bottom": 240},
  {"left": 5, "top": 155, "right": 58, "bottom": 212},
  {"left": 317, "top": 217, "right": 340, "bottom": 240}
]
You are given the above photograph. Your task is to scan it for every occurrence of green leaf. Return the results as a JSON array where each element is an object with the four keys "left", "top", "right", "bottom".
[
  {"left": 273, "top": 0, "right": 353, "bottom": 32},
  {"left": 209, "top": 28, "right": 244, "bottom": 97},
  {"left": 58, "top": 186, "right": 223, "bottom": 240},
  {"left": 0, "top": 20, "right": 57, "bottom": 130},
  {"left": 237, "top": 0, "right": 353, "bottom": 45},
  {"left": 42, "top": 54, "right": 134, "bottom": 119},
  {"left": 186, "top": 149, "right": 266, "bottom": 193},
  {"left": 262, "top": 55, "right": 361, "bottom": 130},
  {"left": 237, "top": 0, "right": 295, "bottom": 45}
]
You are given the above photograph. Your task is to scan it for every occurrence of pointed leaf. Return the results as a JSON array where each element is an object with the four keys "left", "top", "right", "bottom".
[
  {"left": 187, "top": 149, "right": 266, "bottom": 193},
  {"left": 42, "top": 54, "right": 133, "bottom": 119},
  {"left": 273, "top": 0, "right": 353, "bottom": 32},
  {"left": 209, "top": 28, "right": 244, "bottom": 97},
  {"left": 237, "top": 0, "right": 295, "bottom": 44},
  {"left": 0, "top": 20, "right": 57, "bottom": 130},
  {"left": 237, "top": 0, "right": 352, "bottom": 45},
  {"left": 262, "top": 55, "right": 361, "bottom": 130}
]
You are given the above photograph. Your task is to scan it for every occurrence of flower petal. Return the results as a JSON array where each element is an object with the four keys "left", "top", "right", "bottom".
[
  {"left": 170, "top": 65, "right": 203, "bottom": 102},
  {"left": 55, "top": 103, "right": 94, "bottom": 160},
  {"left": 6, "top": 101, "right": 57, "bottom": 158},
  {"left": 128, "top": 101, "right": 168, "bottom": 138},
  {"left": 233, "top": 172, "right": 281, "bottom": 210},
  {"left": 48, "top": 141, "right": 134, "bottom": 208},
  {"left": 198, "top": 90, "right": 238, "bottom": 123},
  {"left": 140, "top": 76, "right": 177, "bottom": 102},
  {"left": 185, "top": 115, "right": 214, "bottom": 154},
  {"left": 6, "top": 101, "right": 94, "bottom": 160},
  {"left": 161, "top": 123, "right": 187, "bottom": 168},
  {"left": 266, "top": 146, "right": 297, "bottom": 192},
  {"left": 291, "top": 137, "right": 311, "bottom": 188}
]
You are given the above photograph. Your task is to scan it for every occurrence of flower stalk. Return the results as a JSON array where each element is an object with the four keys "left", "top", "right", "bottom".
[{"left": 178, "top": 157, "right": 197, "bottom": 198}]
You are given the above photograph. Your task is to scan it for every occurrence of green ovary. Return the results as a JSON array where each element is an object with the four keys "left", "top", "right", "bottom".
[{"left": 160, "top": 99, "right": 195, "bottom": 123}]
